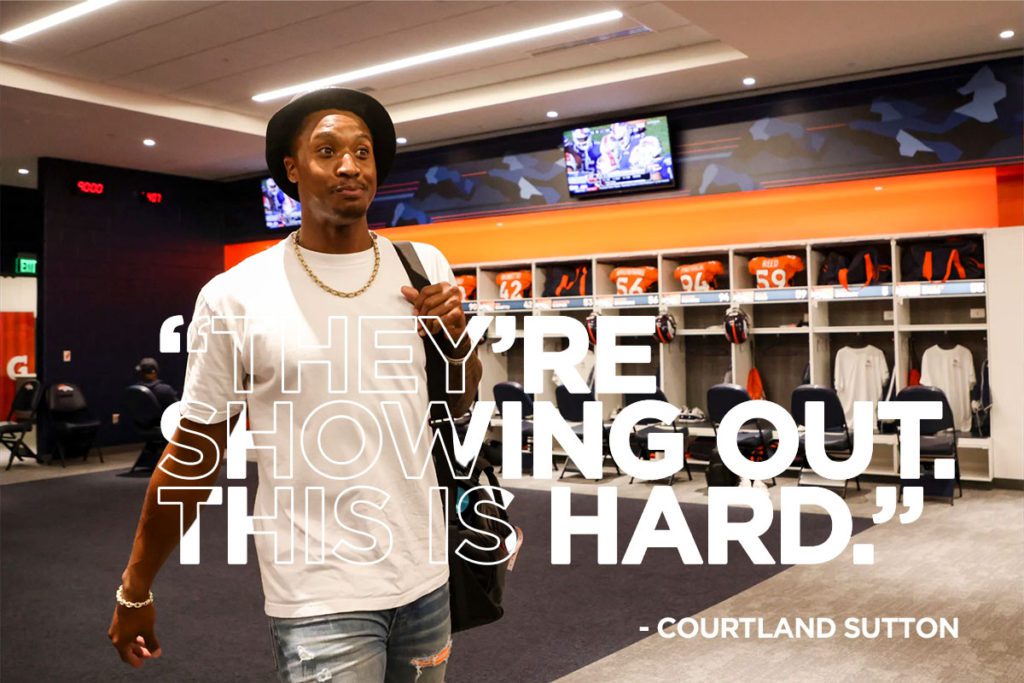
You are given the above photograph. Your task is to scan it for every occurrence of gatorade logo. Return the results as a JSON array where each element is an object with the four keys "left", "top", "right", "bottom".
[{"left": 6, "top": 355, "right": 29, "bottom": 380}]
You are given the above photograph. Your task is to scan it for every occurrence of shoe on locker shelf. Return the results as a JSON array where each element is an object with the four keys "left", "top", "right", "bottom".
[{"left": 678, "top": 407, "right": 705, "bottom": 422}]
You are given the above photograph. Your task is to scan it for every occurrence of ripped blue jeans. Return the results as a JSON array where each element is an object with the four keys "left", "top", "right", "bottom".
[{"left": 269, "top": 584, "right": 451, "bottom": 682}]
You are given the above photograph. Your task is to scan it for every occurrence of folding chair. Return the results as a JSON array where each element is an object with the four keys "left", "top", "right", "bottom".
[
  {"left": 46, "top": 383, "right": 103, "bottom": 467},
  {"left": 895, "top": 385, "right": 961, "bottom": 505},
  {"left": 492, "top": 381, "right": 539, "bottom": 473},
  {"left": 623, "top": 388, "right": 689, "bottom": 485},
  {"left": 790, "top": 384, "right": 860, "bottom": 498},
  {"left": 706, "top": 383, "right": 775, "bottom": 486},
  {"left": 554, "top": 384, "right": 620, "bottom": 480},
  {"left": 123, "top": 384, "right": 167, "bottom": 474},
  {"left": 1, "top": 379, "right": 43, "bottom": 470}
]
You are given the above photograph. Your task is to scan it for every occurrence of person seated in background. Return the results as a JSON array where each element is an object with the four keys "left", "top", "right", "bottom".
[{"left": 134, "top": 358, "right": 178, "bottom": 409}]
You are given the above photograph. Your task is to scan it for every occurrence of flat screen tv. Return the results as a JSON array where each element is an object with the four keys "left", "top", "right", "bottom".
[
  {"left": 563, "top": 116, "right": 674, "bottom": 196},
  {"left": 261, "top": 177, "right": 301, "bottom": 229}
]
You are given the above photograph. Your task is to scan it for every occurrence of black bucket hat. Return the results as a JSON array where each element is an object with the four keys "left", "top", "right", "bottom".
[{"left": 265, "top": 88, "right": 396, "bottom": 201}]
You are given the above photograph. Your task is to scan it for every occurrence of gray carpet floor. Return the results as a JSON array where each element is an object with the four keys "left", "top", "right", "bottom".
[
  {"left": 562, "top": 487, "right": 1024, "bottom": 683},
  {"left": 1, "top": 465, "right": 870, "bottom": 681}
]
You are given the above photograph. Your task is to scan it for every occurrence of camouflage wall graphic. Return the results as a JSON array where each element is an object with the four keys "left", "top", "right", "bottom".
[{"left": 369, "top": 58, "right": 1021, "bottom": 229}]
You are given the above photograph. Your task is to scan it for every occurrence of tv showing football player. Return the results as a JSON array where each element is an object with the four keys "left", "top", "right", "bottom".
[
  {"left": 563, "top": 116, "right": 674, "bottom": 196},
  {"left": 261, "top": 177, "right": 302, "bottom": 229}
]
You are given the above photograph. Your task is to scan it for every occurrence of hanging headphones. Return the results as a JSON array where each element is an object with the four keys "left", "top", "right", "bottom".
[
  {"left": 723, "top": 307, "right": 750, "bottom": 344},
  {"left": 654, "top": 312, "right": 677, "bottom": 344}
]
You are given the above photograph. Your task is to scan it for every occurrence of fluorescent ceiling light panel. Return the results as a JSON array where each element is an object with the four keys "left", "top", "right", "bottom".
[
  {"left": 253, "top": 9, "right": 624, "bottom": 102},
  {"left": 0, "top": 0, "right": 119, "bottom": 43},
  {"left": 391, "top": 42, "right": 747, "bottom": 124}
]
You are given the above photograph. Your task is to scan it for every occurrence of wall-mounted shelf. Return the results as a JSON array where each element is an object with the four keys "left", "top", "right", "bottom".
[
  {"left": 663, "top": 291, "right": 732, "bottom": 306},
  {"left": 816, "top": 325, "right": 894, "bottom": 334},
  {"left": 812, "top": 285, "right": 893, "bottom": 300},
  {"left": 477, "top": 299, "right": 533, "bottom": 312},
  {"left": 678, "top": 328, "right": 724, "bottom": 337},
  {"left": 894, "top": 280, "right": 985, "bottom": 298},
  {"left": 734, "top": 287, "right": 809, "bottom": 303},
  {"left": 596, "top": 294, "right": 661, "bottom": 309},
  {"left": 534, "top": 296, "right": 594, "bottom": 311},
  {"left": 751, "top": 327, "right": 808, "bottom": 335},
  {"left": 897, "top": 323, "right": 988, "bottom": 332}
]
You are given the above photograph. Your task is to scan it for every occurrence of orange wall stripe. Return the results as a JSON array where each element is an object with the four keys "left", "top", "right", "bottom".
[
  {"left": 996, "top": 164, "right": 1024, "bottom": 229},
  {"left": 224, "top": 238, "right": 280, "bottom": 271},
  {"left": 225, "top": 167, "right": 1005, "bottom": 270}
]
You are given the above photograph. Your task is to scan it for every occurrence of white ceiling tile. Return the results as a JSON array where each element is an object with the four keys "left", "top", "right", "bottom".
[
  {"left": 0, "top": 2, "right": 217, "bottom": 59},
  {"left": 624, "top": 2, "right": 693, "bottom": 31},
  {"left": 66, "top": 2, "right": 350, "bottom": 81},
  {"left": 139, "top": 1, "right": 503, "bottom": 105}
]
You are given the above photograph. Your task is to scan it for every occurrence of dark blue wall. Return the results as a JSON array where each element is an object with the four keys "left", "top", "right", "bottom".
[{"left": 37, "top": 158, "right": 225, "bottom": 455}]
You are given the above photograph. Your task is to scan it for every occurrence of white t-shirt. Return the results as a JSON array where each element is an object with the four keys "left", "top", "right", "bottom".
[
  {"left": 921, "top": 344, "right": 976, "bottom": 432},
  {"left": 834, "top": 345, "right": 890, "bottom": 426},
  {"left": 179, "top": 234, "right": 457, "bottom": 618}
]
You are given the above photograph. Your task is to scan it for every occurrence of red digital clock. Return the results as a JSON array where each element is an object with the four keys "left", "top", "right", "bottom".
[{"left": 75, "top": 180, "right": 104, "bottom": 195}]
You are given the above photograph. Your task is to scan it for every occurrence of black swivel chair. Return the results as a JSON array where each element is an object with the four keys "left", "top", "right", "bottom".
[
  {"left": 492, "top": 381, "right": 539, "bottom": 472},
  {"left": 46, "top": 383, "right": 103, "bottom": 467},
  {"left": 706, "top": 383, "right": 775, "bottom": 486},
  {"left": 790, "top": 384, "right": 860, "bottom": 498},
  {"left": 894, "top": 385, "right": 962, "bottom": 505},
  {"left": 622, "top": 387, "right": 690, "bottom": 484},
  {"left": 554, "top": 384, "right": 621, "bottom": 480},
  {"left": 123, "top": 385, "right": 167, "bottom": 474},
  {"left": 1, "top": 379, "right": 43, "bottom": 470}
]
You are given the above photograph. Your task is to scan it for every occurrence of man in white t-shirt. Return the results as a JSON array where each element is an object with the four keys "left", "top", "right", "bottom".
[{"left": 108, "top": 88, "right": 481, "bottom": 682}]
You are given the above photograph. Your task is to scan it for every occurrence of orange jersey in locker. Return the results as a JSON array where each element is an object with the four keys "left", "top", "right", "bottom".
[
  {"left": 673, "top": 261, "right": 725, "bottom": 291},
  {"left": 748, "top": 255, "right": 805, "bottom": 289},
  {"left": 455, "top": 274, "right": 477, "bottom": 300},
  {"left": 610, "top": 266, "right": 658, "bottom": 295},
  {"left": 496, "top": 270, "right": 532, "bottom": 299}
]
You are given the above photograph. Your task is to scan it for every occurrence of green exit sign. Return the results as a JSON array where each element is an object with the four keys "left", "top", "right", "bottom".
[{"left": 15, "top": 256, "right": 37, "bottom": 275}]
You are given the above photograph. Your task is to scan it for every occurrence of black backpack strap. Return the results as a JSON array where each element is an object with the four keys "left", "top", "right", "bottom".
[
  {"left": 392, "top": 240, "right": 460, "bottom": 496},
  {"left": 393, "top": 241, "right": 449, "bottom": 406},
  {"left": 393, "top": 240, "right": 431, "bottom": 291}
]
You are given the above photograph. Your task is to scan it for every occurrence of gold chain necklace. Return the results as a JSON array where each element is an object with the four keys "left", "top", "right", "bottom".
[{"left": 292, "top": 229, "right": 381, "bottom": 298}]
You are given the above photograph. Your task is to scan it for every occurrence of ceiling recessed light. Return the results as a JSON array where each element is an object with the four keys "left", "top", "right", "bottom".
[
  {"left": 143, "top": 138, "right": 156, "bottom": 147},
  {"left": 0, "top": 0, "right": 120, "bottom": 43},
  {"left": 396, "top": 137, "right": 408, "bottom": 145},
  {"left": 742, "top": 77, "right": 756, "bottom": 87},
  {"left": 999, "top": 29, "right": 1015, "bottom": 39},
  {"left": 546, "top": 110, "right": 559, "bottom": 119},
  {"left": 17, "top": 168, "right": 30, "bottom": 175},
  {"left": 874, "top": 186, "right": 883, "bottom": 191},
  {"left": 252, "top": 9, "right": 624, "bottom": 102}
]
